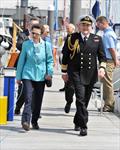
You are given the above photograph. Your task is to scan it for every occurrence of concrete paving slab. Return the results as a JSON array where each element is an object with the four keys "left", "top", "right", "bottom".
[{"left": 0, "top": 75, "right": 120, "bottom": 150}]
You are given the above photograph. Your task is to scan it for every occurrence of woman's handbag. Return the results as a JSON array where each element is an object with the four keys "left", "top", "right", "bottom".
[
  {"left": 45, "top": 79, "right": 52, "bottom": 87},
  {"left": 45, "top": 42, "right": 52, "bottom": 87}
]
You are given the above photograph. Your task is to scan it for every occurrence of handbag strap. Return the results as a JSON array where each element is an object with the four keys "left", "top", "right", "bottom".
[{"left": 44, "top": 41, "right": 47, "bottom": 74}]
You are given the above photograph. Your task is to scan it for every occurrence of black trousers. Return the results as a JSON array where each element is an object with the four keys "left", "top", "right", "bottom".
[
  {"left": 65, "top": 79, "right": 74, "bottom": 104},
  {"left": 69, "top": 72, "right": 94, "bottom": 129},
  {"left": 22, "top": 79, "right": 45, "bottom": 124}
]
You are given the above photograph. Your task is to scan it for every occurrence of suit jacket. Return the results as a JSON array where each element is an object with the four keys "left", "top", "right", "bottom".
[{"left": 61, "top": 32, "right": 106, "bottom": 85}]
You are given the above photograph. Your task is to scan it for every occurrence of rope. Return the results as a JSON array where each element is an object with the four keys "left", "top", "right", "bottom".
[{"left": 67, "top": 35, "right": 80, "bottom": 59}]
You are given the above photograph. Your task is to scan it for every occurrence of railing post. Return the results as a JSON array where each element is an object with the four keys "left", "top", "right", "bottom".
[{"left": 100, "top": 82, "right": 103, "bottom": 114}]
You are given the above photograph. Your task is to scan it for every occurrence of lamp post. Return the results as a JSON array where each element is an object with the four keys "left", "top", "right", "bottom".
[
  {"left": 48, "top": 5, "right": 54, "bottom": 35},
  {"left": 70, "top": 0, "right": 89, "bottom": 25}
]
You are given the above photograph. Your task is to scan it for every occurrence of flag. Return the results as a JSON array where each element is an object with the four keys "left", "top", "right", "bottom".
[
  {"left": 92, "top": 0, "right": 101, "bottom": 19},
  {"left": 54, "top": 0, "right": 59, "bottom": 30}
]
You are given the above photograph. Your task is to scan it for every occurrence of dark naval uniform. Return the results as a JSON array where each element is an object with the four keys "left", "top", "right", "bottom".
[
  {"left": 61, "top": 32, "right": 106, "bottom": 129},
  {"left": 62, "top": 34, "right": 75, "bottom": 110}
]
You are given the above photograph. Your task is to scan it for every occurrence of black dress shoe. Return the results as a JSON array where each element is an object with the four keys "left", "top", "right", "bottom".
[
  {"left": 80, "top": 128, "right": 87, "bottom": 136},
  {"left": 32, "top": 123, "right": 39, "bottom": 130},
  {"left": 74, "top": 125, "right": 80, "bottom": 131},
  {"left": 64, "top": 103, "right": 71, "bottom": 113},
  {"left": 59, "top": 87, "right": 65, "bottom": 92},
  {"left": 22, "top": 122, "right": 30, "bottom": 131}
]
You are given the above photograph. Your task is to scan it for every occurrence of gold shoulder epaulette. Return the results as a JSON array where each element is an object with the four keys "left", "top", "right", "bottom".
[{"left": 68, "top": 35, "right": 80, "bottom": 59}]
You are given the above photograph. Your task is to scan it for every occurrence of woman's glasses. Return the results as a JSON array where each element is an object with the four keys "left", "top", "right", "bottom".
[{"left": 32, "top": 32, "right": 41, "bottom": 36}]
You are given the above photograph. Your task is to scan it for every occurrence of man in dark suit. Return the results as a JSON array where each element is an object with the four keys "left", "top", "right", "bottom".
[{"left": 61, "top": 16, "right": 106, "bottom": 136}]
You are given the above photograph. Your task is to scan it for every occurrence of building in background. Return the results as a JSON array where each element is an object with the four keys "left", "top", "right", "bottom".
[
  {"left": 0, "top": 0, "right": 71, "bottom": 30},
  {"left": 0, "top": 0, "right": 120, "bottom": 27}
]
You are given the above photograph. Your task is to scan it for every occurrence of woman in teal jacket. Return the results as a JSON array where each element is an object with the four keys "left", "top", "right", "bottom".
[{"left": 16, "top": 24, "right": 53, "bottom": 131}]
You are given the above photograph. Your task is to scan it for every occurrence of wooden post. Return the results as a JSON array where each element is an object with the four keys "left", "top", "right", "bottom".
[
  {"left": 12, "top": 22, "right": 23, "bottom": 53},
  {"left": 12, "top": 23, "right": 17, "bottom": 53},
  {"left": 7, "top": 22, "right": 23, "bottom": 67}
]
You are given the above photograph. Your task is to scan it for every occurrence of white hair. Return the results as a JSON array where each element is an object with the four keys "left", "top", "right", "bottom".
[{"left": 68, "top": 23, "right": 75, "bottom": 31}]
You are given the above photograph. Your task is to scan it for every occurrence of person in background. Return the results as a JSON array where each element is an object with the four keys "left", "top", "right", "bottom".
[
  {"left": 16, "top": 24, "right": 53, "bottom": 131},
  {"left": 96, "top": 16, "right": 119, "bottom": 112},
  {"left": 59, "top": 23, "right": 75, "bottom": 92},
  {"left": 14, "top": 17, "right": 40, "bottom": 115},
  {"left": 61, "top": 23, "right": 76, "bottom": 113},
  {"left": 41, "top": 24, "right": 52, "bottom": 46},
  {"left": 61, "top": 16, "right": 106, "bottom": 136}
]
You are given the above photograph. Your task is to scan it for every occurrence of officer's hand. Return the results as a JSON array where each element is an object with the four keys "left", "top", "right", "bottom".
[
  {"left": 98, "top": 68, "right": 105, "bottom": 79},
  {"left": 62, "top": 74, "right": 68, "bottom": 82},
  {"left": 115, "top": 59, "right": 120, "bottom": 67}
]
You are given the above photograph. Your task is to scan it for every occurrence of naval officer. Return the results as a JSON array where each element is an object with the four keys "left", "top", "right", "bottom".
[{"left": 61, "top": 16, "right": 106, "bottom": 136}]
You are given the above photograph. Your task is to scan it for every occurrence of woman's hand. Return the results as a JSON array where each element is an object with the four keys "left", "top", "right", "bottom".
[
  {"left": 45, "top": 75, "right": 52, "bottom": 80},
  {"left": 16, "top": 80, "right": 22, "bottom": 85}
]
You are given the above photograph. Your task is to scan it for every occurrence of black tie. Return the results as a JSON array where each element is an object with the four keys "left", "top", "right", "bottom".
[{"left": 84, "top": 36, "right": 87, "bottom": 44}]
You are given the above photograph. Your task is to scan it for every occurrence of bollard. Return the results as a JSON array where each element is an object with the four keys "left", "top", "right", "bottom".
[
  {"left": 0, "top": 96, "right": 8, "bottom": 125},
  {"left": 3, "top": 67, "right": 16, "bottom": 121},
  {"left": 4, "top": 76, "right": 15, "bottom": 121}
]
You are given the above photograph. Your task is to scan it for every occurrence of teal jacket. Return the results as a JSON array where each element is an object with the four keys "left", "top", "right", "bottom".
[{"left": 16, "top": 39, "right": 53, "bottom": 81}]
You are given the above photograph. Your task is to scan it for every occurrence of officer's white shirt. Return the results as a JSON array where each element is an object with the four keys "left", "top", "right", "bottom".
[{"left": 81, "top": 33, "right": 90, "bottom": 41}]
